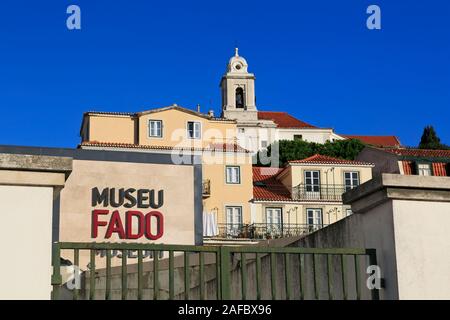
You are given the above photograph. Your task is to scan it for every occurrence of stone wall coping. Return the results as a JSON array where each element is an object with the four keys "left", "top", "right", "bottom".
[
  {"left": 343, "top": 173, "right": 450, "bottom": 213},
  {"left": 0, "top": 153, "right": 73, "bottom": 174}
]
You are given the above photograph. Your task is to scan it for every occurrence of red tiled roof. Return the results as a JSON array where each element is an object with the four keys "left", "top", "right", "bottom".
[
  {"left": 85, "top": 111, "right": 135, "bottom": 116},
  {"left": 258, "top": 111, "right": 317, "bottom": 129},
  {"left": 288, "top": 154, "right": 373, "bottom": 166},
  {"left": 253, "top": 167, "right": 292, "bottom": 201},
  {"left": 207, "top": 143, "right": 250, "bottom": 153},
  {"left": 80, "top": 141, "right": 249, "bottom": 153},
  {"left": 383, "top": 148, "right": 450, "bottom": 158},
  {"left": 342, "top": 135, "right": 401, "bottom": 148}
]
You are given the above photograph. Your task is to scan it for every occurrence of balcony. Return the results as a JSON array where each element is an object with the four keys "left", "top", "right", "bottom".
[
  {"left": 292, "top": 184, "right": 352, "bottom": 201},
  {"left": 212, "top": 223, "right": 328, "bottom": 240},
  {"left": 202, "top": 179, "right": 211, "bottom": 198}
]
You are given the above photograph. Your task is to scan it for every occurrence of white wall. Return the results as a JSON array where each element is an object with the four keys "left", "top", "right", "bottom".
[
  {"left": 393, "top": 200, "right": 450, "bottom": 299},
  {"left": 277, "top": 128, "right": 341, "bottom": 144},
  {"left": 0, "top": 186, "right": 54, "bottom": 300}
]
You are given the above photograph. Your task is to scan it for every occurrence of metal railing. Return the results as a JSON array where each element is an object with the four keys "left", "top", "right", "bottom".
[
  {"left": 216, "top": 223, "right": 251, "bottom": 239},
  {"left": 292, "top": 184, "right": 353, "bottom": 201},
  {"left": 202, "top": 179, "right": 211, "bottom": 197},
  {"left": 249, "top": 223, "right": 327, "bottom": 239},
  {"left": 214, "top": 223, "right": 327, "bottom": 240},
  {"left": 51, "top": 242, "right": 380, "bottom": 300}
]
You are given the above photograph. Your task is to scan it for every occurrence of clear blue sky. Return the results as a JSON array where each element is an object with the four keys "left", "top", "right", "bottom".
[{"left": 0, "top": 0, "right": 449, "bottom": 148}]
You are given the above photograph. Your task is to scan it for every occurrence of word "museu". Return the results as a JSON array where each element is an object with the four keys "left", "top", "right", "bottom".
[{"left": 91, "top": 187, "right": 165, "bottom": 240}]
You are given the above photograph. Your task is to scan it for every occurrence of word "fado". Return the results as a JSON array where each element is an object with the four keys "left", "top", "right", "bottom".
[{"left": 91, "top": 187, "right": 165, "bottom": 240}]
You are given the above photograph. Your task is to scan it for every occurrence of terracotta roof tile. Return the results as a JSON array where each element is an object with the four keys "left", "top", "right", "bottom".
[
  {"left": 258, "top": 111, "right": 317, "bottom": 129},
  {"left": 288, "top": 154, "right": 373, "bottom": 166},
  {"left": 383, "top": 148, "right": 450, "bottom": 158},
  {"left": 80, "top": 141, "right": 249, "bottom": 153},
  {"left": 85, "top": 111, "right": 135, "bottom": 117},
  {"left": 253, "top": 167, "right": 292, "bottom": 201},
  {"left": 342, "top": 135, "right": 401, "bottom": 148}
]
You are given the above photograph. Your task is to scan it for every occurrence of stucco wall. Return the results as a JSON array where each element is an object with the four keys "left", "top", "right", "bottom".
[
  {"left": 289, "top": 164, "right": 373, "bottom": 188},
  {"left": 356, "top": 147, "right": 400, "bottom": 176},
  {"left": 59, "top": 158, "right": 200, "bottom": 269},
  {"left": 252, "top": 202, "right": 353, "bottom": 225},
  {"left": 0, "top": 185, "right": 55, "bottom": 299},
  {"left": 393, "top": 199, "right": 450, "bottom": 299},
  {"left": 88, "top": 115, "right": 136, "bottom": 144},
  {"left": 138, "top": 109, "right": 236, "bottom": 148},
  {"left": 202, "top": 152, "right": 253, "bottom": 224},
  {"left": 277, "top": 128, "right": 339, "bottom": 144}
]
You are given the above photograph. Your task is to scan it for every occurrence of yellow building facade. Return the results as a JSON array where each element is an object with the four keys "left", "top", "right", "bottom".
[
  {"left": 80, "top": 105, "right": 254, "bottom": 232},
  {"left": 79, "top": 106, "right": 374, "bottom": 241},
  {"left": 250, "top": 155, "right": 374, "bottom": 239}
]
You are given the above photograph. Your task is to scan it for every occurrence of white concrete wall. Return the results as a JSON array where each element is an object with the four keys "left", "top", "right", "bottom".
[
  {"left": 297, "top": 174, "right": 450, "bottom": 299},
  {"left": 0, "top": 186, "right": 54, "bottom": 300},
  {"left": 277, "top": 128, "right": 339, "bottom": 144},
  {"left": 393, "top": 200, "right": 450, "bottom": 299}
]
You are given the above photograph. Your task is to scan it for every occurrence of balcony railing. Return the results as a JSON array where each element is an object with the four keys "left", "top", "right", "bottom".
[
  {"left": 292, "top": 184, "right": 354, "bottom": 201},
  {"left": 213, "top": 223, "right": 328, "bottom": 240},
  {"left": 202, "top": 179, "right": 211, "bottom": 197}
]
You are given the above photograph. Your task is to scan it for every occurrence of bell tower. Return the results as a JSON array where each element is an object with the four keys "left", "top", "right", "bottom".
[{"left": 221, "top": 48, "right": 257, "bottom": 121}]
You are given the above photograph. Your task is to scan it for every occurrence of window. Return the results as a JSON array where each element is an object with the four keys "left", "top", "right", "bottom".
[
  {"left": 226, "top": 206, "right": 242, "bottom": 236},
  {"left": 148, "top": 120, "right": 162, "bottom": 138},
  {"left": 344, "top": 172, "right": 360, "bottom": 191},
  {"left": 261, "top": 140, "right": 268, "bottom": 148},
  {"left": 226, "top": 166, "right": 241, "bottom": 184},
  {"left": 266, "top": 208, "right": 282, "bottom": 236},
  {"left": 187, "top": 121, "right": 201, "bottom": 139},
  {"left": 294, "top": 134, "right": 303, "bottom": 141},
  {"left": 417, "top": 163, "right": 432, "bottom": 176},
  {"left": 236, "top": 87, "right": 245, "bottom": 108},
  {"left": 306, "top": 209, "right": 323, "bottom": 230},
  {"left": 305, "top": 171, "right": 320, "bottom": 192}
]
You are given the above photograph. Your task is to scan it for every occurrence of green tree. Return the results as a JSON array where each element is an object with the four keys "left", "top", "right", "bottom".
[
  {"left": 418, "top": 126, "right": 448, "bottom": 150},
  {"left": 258, "top": 139, "right": 366, "bottom": 167}
]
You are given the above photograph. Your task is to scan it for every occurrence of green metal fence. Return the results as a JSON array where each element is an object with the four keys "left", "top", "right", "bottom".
[{"left": 51, "top": 242, "right": 380, "bottom": 300}]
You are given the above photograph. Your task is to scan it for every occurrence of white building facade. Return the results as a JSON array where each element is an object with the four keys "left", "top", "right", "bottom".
[{"left": 220, "top": 49, "right": 344, "bottom": 153}]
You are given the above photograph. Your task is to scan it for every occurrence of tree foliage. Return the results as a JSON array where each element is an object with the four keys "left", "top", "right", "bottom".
[
  {"left": 256, "top": 139, "right": 367, "bottom": 167},
  {"left": 418, "top": 126, "right": 448, "bottom": 150}
]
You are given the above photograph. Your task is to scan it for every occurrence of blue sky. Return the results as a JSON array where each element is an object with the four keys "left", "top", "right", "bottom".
[{"left": 0, "top": 0, "right": 449, "bottom": 148}]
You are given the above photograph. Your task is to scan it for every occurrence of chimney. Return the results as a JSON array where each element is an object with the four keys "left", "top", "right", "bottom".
[
  {"left": 197, "top": 104, "right": 201, "bottom": 113},
  {"left": 208, "top": 109, "right": 215, "bottom": 118}
]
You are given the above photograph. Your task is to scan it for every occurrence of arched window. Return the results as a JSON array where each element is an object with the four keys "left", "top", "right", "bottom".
[{"left": 235, "top": 87, "right": 245, "bottom": 109}]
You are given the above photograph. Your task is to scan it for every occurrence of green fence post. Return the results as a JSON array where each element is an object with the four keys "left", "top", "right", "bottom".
[
  {"left": 220, "top": 246, "right": 231, "bottom": 300},
  {"left": 51, "top": 242, "right": 62, "bottom": 300}
]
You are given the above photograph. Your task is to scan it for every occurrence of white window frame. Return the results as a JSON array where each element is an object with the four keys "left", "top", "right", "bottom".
[
  {"left": 226, "top": 166, "right": 241, "bottom": 184},
  {"left": 306, "top": 208, "right": 323, "bottom": 227},
  {"left": 344, "top": 171, "right": 360, "bottom": 191},
  {"left": 225, "top": 206, "right": 243, "bottom": 236},
  {"left": 304, "top": 170, "right": 320, "bottom": 192},
  {"left": 417, "top": 163, "right": 432, "bottom": 176},
  {"left": 187, "top": 121, "right": 201, "bottom": 140},
  {"left": 148, "top": 120, "right": 163, "bottom": 138},
  {"left": 265, "top": 207, "right": 282, "bottom": 226}
]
